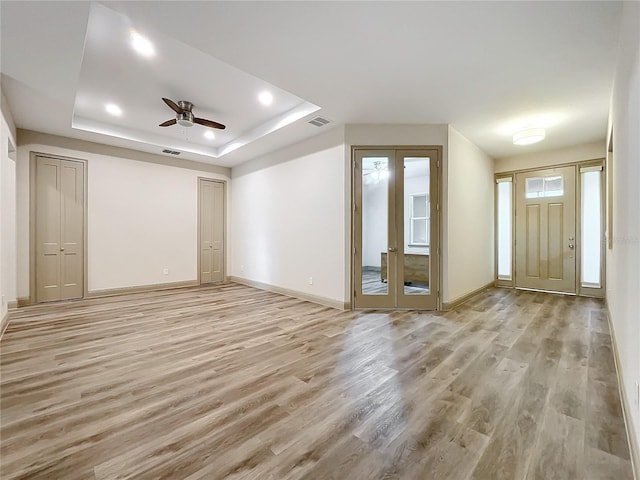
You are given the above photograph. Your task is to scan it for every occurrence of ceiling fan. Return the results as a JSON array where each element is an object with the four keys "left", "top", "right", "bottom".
[{"left": 159, "top": 98, "right": 226, "bottom": 130}]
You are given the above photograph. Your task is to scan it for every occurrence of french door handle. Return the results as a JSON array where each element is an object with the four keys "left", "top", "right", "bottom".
[{"left": 388, "top": 247, "right": 397, "bottom": 252}]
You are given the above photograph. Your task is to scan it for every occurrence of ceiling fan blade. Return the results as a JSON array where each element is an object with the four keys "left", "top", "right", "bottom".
[
  {"left": 159, "top": 119, "right": 177, "bottom": 127},
  {"left": 162, "top": 98, "right": 183, "bottom": 114},
  {"left": 194, "top": 117, "right": 226, "bottom": 130}
]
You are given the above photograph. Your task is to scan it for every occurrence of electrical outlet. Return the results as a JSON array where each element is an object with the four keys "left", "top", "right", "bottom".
[
  {"left": 308, "top": 277, "right": 313, "bottom": 285},
  {"left": 163, "top": 268, "right": 169, "bottom": 275}
]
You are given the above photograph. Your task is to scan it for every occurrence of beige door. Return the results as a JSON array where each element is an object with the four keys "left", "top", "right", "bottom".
[
  {"left": 36, "top": 156, "right": 84, "bottom": 302},
  {"left": 515, "top": 165, "right": 576, "bottom": 293},
  {"left": 199, "top": 179, "right": 225, "bottom": 284},
  {"left": 353, "top": 148, "right": 440, "bottom": 309}
]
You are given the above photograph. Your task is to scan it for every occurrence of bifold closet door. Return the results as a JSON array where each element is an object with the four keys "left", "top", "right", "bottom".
[
  {"left": 36, "top": 156, "right": 84, "bottom": 302},
  {"left": 199, "top": 179, "right": 225, "bottom": 284}
]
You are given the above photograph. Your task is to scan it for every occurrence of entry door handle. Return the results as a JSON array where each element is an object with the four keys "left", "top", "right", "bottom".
[{"left": 568, "top": 243, "right": 574, "bottom": 249}]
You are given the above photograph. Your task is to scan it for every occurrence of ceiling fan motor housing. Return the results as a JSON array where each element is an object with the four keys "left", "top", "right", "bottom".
[
  {"left": 176, "top": 101, "right": 194, "bottom": 126},
  {"left": 177, "top": 110, "right": 194, "bottom": 127}
]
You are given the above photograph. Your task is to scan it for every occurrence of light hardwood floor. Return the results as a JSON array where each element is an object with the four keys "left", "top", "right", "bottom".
[
  {"left": 361, "top": 269, "right": 429, "bottom": 295},
  {"left": 0, "top": 284, "right": 633, "bottom": 479}
]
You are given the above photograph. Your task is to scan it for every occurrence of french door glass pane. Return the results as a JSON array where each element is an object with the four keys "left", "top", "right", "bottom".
[
  {"left": 361, "top": 157, "right": 389, "bottom": 294},
  {"left": 404, "top": 157, "right": 430, "bottom": 295},
  {"left": 497, "top": 180, "right": 512, "bottom": 280},
  {"left": 581, "top": 170, "right": 602, "bottom": 287}
]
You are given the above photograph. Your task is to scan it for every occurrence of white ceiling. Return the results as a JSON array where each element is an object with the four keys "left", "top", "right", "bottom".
[{"left": 0, "top": 1, "right": 623, "bottom": 167}]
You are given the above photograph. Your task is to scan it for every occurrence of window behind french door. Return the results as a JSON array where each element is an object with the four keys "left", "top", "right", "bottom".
[{"left": 353, "top": 147, "right": 441, "bottom": 309}]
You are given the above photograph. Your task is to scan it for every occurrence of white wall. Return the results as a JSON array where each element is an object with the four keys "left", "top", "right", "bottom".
[
  {"left": 0, "top": 91, "right": 17, "bottom": 322},
  {"left": 606, "top": 0, "right": 640, "bottom": 465},
  {"left": 231, "top": 127, "right": 346, "bottom": 304},
  {"left": 16, "top": 130, "right": 230, "bottom": 298},
  {"left": 446, "top": 126, "right": 495, "bottom": 302},
  {"left": 495, "top": 141, "right": 605, "bottom": 173},
  {"left": 362, "top": 181, "right": 387, "bottom": 268},
  {"left": 360, "top": 172, "right": 429, "bottom": 269}
]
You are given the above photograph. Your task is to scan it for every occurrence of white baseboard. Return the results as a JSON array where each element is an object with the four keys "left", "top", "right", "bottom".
[
  {"left": 229, "top": 276, "right": 348, "bottom": 310},
  {"left": 86, "top": 280, "right": 199, "bottom": 299},
  {"left": 442, "top": 281, "right": 495, "bottom": 311},
  {"left": 1, "top": 309, "right": 10, "bottom": 341}
]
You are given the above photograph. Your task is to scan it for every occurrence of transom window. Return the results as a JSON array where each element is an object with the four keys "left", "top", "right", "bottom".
[{"left": 525, "top": 175, "right": 564, "bottom": 198}]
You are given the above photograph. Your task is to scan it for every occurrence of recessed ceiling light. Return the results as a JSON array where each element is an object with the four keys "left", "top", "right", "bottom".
[
  {"left": 258, "top": 91, "right": 273, "bottom": 106},
  {"left": 105, "top": 103, "right": 122, "bottom": 116},
  {"left": 130, "top": 29, "right": 155, "bottom": 57},
  {"left": 203, "top": 131, "right": 215, "bottom": 140},
  {"left": 513, "top": 128, "right": 546, "bottom": 145}
]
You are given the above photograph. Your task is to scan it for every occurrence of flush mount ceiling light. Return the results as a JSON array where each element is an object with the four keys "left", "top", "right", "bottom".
[
  {"left": 258, "top": 91, "right": 273, "bottom": 106},
  {"left": 513, "top": 128, "right": 546, "bottom": 145},
  {"left": 130, "top": 29, "right": 155, "bottom": 57},
  {"left": 105, "top": 103, "right": 122, "bottom": 116}
]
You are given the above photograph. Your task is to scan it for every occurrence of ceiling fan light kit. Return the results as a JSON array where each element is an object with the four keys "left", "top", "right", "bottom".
[{"left": 159, "top": 97, "right": 226, "bottom": 130}]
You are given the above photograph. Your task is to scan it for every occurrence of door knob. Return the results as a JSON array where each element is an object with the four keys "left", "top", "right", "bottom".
[
  {"left": 568, "top": 243, "right": 574, "bottom": 249},
  {"left": 60, "top": 247, "right": 65, "bottom": 251},
  {"left": 388, "top": 247, "right": 397, "bottom": 252}
]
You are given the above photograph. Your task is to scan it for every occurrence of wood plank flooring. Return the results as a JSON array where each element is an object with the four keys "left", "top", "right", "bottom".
[
  {"left": 361, "top": 269, "right": 429, "bottom": 295},
  {"left": 0, "top": 284, "right": 633, "bottom": 479}
]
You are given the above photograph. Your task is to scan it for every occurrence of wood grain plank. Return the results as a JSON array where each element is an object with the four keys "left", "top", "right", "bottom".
[{"left": 0, "top": 284, "right": 632, "bottom": 479}]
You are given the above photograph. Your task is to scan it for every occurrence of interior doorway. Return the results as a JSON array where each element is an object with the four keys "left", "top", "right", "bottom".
[
  {"left": 198, "top": 178, "right": 225, "bottom": 284},
  {"left": 352, "top": 147, "right": 441, "bottom": 309}
]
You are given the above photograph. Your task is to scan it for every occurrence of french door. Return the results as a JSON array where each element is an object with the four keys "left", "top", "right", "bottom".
[{"left": 353, "top": 148, "right": 440, "bottom": 309}]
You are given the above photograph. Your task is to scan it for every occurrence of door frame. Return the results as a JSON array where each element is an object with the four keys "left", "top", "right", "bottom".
[
  {"left": 350, "top": 145, "right": 443, "bottom": 310},
  {"left": 197, "top": 177, "right": 227, "bottom": 285},
  {"left": 494, "top": 158, "right": 606, "bottom": 298},
  {"left": 29, "top": 152, "right": 88, "bottom": 304}
]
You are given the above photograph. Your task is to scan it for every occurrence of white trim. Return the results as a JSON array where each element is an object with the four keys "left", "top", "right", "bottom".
[{"left": 580, "top": 165, "right": 604, "bottom": 173}]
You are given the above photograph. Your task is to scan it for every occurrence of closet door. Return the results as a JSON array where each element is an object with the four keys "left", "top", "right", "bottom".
[
  {"left": 36, "top": 156, "right": 84, "bottom": 302},
  {"left": 199, "top": 178, "right": 225, "bottom": 284}
]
